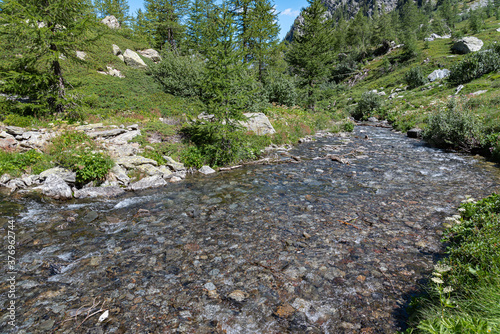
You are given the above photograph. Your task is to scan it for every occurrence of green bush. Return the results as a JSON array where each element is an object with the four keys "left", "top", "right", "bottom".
[
  {"left": 422, "top": 98, "right": 486, "bottom": 151},
  {"left": 48, "top": 131, "right": 113, "bottom": 185},
  {"left": 151, "top": 51, "right": 205, "bottom": 97},
  {"left": 449, "top": 49, "right": 500, "bottom": 85},
  {"left": 405, "top": 66, "right": 428, "bottom": 89},
  {"left": 265, "top": 74, "right": 297, "bottom": 107},
  {"left": 351, "top": 91, "right": 384, "bottom": 120}
]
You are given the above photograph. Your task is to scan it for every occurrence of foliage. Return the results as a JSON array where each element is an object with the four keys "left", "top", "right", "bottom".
[
  {"left": 285, "top": 0, "right": 334, "bottom": 110},
  {"left": 151, "top": 50, "right": 205, "bottom": 97},
  {"left": 423, "top": 98, "right": 486, "bottom": 151},
  {"left": 0, "top": 0, "right": 94, "bottom": 115},
  {"left": 144, "top": 0, "right": 189, "bottom": 50},
  {"left": 448, "top": 48, "right": 500, "bottom": 85},
  {"left": 264, "top": 73, "right": 297, "bottom": 107},
  {"left": 0, "top": 150, "right": 53, "bottom": 177},
  {"left": 94, "top": 0, "right": 130, "bottom": 26},
  {"left": 405, "top": 66, "right": 428, "bottom": 89},
  {"left": 184, "top": 0, "right": 214, "bottom": 52},
  {"left": 48, "top": 131, "right": 113, "bottom": 185},
  {"left": 351, "top": 91, "right": 383, "bottom": 120}
]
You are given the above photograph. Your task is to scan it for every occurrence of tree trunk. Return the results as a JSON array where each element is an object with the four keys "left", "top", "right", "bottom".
[{"left": 50, "top": 43, "right": 65, "bottom": 113}]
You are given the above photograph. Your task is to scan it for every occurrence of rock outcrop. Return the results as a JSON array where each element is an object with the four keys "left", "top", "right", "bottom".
[
  {"left": 428, "top": 69, "right": 450, "bottom": 82},
  {"left": 101, "top": 15, "right": 120, "bottom": 29},
  {"left": 138, "top": 49, "right": 162, "bottom": 62},
  {"left": 123, "top": 49, "right": 148, "bottom": 69},
  {"left": 451, "top": 37, "right": 483, "bottom": 54}
]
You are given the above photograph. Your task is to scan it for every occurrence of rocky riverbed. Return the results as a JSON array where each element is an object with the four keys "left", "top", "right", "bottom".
[{"left": 1, "top": 124, "right": 500, "bottom": 333}]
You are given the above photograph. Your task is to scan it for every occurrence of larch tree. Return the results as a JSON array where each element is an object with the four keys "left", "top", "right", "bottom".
[
  {"left": 185, "top": 0, "right": 215, "bottom": 53},
  {"left": 94, "top": 0, "right": 130, "bottom": 26},
  {"left": 285, "top": 0, "right": 334, "bottom": 111},
  {"left": 0, "top": 0, "right": 93, "bottom": 114},
  {"left": 144, "top": 0, "right": 190, "bottom": 50}
]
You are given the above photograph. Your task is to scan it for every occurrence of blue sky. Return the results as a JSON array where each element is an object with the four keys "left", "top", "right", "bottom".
[{"left": 127, "top": 0, "right": 308, "bottom": 39}]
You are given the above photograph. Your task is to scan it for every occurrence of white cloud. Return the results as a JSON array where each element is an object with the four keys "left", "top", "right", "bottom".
[{"left": 281, "top": 8, "right": 300, "bottom": 16}]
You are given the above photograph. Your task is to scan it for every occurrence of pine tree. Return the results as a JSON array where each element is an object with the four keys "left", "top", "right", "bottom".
[
  {"left": 229, "top": 0, "right": 253, "bottom": 62},
  {"left": 94, "top": 0, "right": 130, "bottom": 26},
  {"left": 347, "top": 10, "right": 371, "bottom": 55},
  {"left": 246, "top": 0, "right": 280, "bottom": 81},
  {"left": 144, "top": 0, "right": 190, "bottom": 50},
  {"left": 185, "top": 0, "right": 215, "bottom": 53},
  {"left": 285, "top": 0, "right": 334, "bottom": 111},
  {"left": 0, "top": 0, "right": 92, "bottom": 114},
  {"left": 132, "top": 9, "right": 154, "bottom": 44}
]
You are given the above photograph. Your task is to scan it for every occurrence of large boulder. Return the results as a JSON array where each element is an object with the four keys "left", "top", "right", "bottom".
[
  {"left": 452, "top": 37, "right": 483, "bottom": 54},
  {"left": 123, "top": 49, "right": 148, "bottom": 69},
  {"left": 138, "top": 49, "right": 162, "bottom": 62},
  {"left": 39, "top": 174, "right": 73, "bottom": 200},
  {"left": 240, "top": 113, "right": 276, "bottom": 135},
  {"left": 101, "top": 15, "right": 120, "bottom": 29},
  {"left": 115, "top": 156, "right": 158, "bottom": 169},
  {"left": 39, "top": 167, "right": 76, "bottom": 184},
  {"left": 128, "top": 175, "right": 167, "bottom": 191},
  {"left": 428, "top": 69, "right": 450, "bottom": 82}
]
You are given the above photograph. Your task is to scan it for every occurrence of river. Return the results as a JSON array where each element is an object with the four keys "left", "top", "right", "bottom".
[{"left": 1, "top": 124, "right": 499, "bottom": 333}]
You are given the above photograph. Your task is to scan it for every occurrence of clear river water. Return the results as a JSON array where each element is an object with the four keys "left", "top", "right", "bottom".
[{"left": 1, "top": 124, "right": 500, "bottom": 333}]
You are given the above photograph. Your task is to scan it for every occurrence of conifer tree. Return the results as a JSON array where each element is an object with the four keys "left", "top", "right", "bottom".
[
  {"left": 132, "top": 9, "right": 154, "bottom": 44},
  {"left": 94, "top": 0, "right": 130, "bottom": 26},
  {"left": 347, "top": 10, "right": 371, "bottom": 55},
  {"left": 285, "top": 0, "right": 334, "bottom": 111},
  {"left": 0, "top": 0, "right": 92, "bottom": 114},
  {"left": 144, "top": 0, "right": 189, "bottom": 50},
  {"left": 246, "top": 0, "right": 280, "bottom": 81},
  {"left": 185, "top": 0, "right": 215, "bottom": 52}
]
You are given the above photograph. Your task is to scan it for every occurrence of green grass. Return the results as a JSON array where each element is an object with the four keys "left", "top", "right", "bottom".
[
  {"left": 0, "top": 150, "right": 53, "bottom": 177},
  {"left": 404, "top": 194, "right": 500, "bottom": 334}
]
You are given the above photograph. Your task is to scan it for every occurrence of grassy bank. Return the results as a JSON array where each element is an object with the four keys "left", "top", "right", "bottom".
[{"left": 403, "top": 194, "right": 500, "bottom": 333}]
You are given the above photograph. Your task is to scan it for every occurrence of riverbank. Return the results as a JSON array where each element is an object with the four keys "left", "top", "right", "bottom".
[{"left": 2, "top": 125, "right": 499, "bottom": 333}]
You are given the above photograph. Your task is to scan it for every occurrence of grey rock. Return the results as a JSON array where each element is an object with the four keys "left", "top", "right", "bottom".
[
  {"left": 452, "top": 37, "right": 483, "bottom": 54},
  {"left": 39, "top": 174, "right": 72, "bottom": 200},
  {"left": 87, "top": 128, "right": 127, "bottom": 139},
  {"left": 128, "top": 175, "right": 167, "bottom": 191},
  {"left": 123, "top": 49, "right": 148, "bottom": 69},
  {"left": 164, "top": 156, "right": 185, "bottom": 172},
  {"left": 127, "top": 124, "right": 139, "bottom": 130},
  {"left": 138, "top": 49, "right": 162, "bottom": 62},
  {"left": 112, "top": 44, "right": 122, "bottom": 56},
  {"left": 204, "top": 282, "right": 216, "bottom": 291},
  {"left": 471, "top": 90, "right": 487, "bottom": 96},
  {"left": 76, "top": 51, "right": 86, "bottom": 60},
  {"left": 497, "top": 28, "right": 500, "bottom": 32},
  {"left": 82, "top": 211, "right": 99, "bottom": 223},
  {"left": 6, "top": 125, "right": 25, "bottom": 136},
  {"left": 199, "top": 166, "right": 216, "bottom": 175},
  {"left": 109, "top": 165, "right": 130, "bottom": 186},
  {"left": 75, "top": 123, "right": 104, "bottom": 131},
  {"left": 407, "top": 128, "right": 422, "bottom": 138},
  {"left": 0, "top": 173, "right": 12, "bottom": 185},
  {"left": 117, "top": 54, "right": 124, "bottom": 62},
  {"left": 101, "top": 15, "right": 120, "bottom": 29},
  {"left": 428, "top": 69, "right": 450, "bottom": 82},
  {"left": 240, "top": 113, "right": 276, "bottom": 135},
  {"left": 110, "top": 130, "right": 141, "bottom": 144},
  {"left": 367, "top": 117, "right": 379, "bottom": 122},
  {"left": 158, "top": 166, "right": 173, "bottom": 179},
  {"left": 106, "top": 66, "right": 125, "bottom": 78},
  {"left": 0, "top": 133, "right": 18, "bottom": 150},
  {"left": 74, "top": 186, "right": 125, "bottom": 199},
  {"left": 455, "top": 84, "right": 464, "bottom": 95},
  {"left": 107, "top": 143, "right": 141, "bottom": 157},
  {"left": 136, "top": 164, "right": 162, "bottom": 176},
  {"left": 115, "top": 156, "right": 158, "bottom": 169},
  {"left": 5, "top": 178, "right": 26, "bottom": 191},
  {"left": 39, "top": 167, "right": 76, "bottom": 184}
]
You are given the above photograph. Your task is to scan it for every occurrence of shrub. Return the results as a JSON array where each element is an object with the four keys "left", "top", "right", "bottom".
[
  {"left": 404, "top": 66, "right": 428, "bottom": 89},
  {"left": 422, "top": 98, "right": 486, "bottom": 151},
  {"left": 351, "top": 91, "right": 383, "bottom": 120},
  {"left": 449, "top": 48, "right": 500, "bottom": 85},
  {"left": 0, "top": 150, "right": 52, "bottom": 177},
  {"left": 151, "top": 51, "right": 205, "bottom": 97},
  {"left": 265, "top": 74, "right": 297, "bottom": 106},
  {"left": 48, "top": 131, "right": 114, "bottom": 185}
]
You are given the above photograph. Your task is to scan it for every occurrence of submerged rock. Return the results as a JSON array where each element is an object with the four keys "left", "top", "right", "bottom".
[{"left": 74, "top": 186, "right": 125, "bottom": 199}]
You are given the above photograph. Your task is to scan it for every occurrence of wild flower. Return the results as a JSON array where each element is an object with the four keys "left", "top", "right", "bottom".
[
  {"left": 443, "top": 286, "right": 454, "bottom": 293},
  {"left": 458, "top": 207, "right": 466, "bottom": 212},
  {"left": 431, "top": 277, "right": 444, "bottom": 284},
  {"left": 435, "top": 264, "right": 452, "bottom": 273}
]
